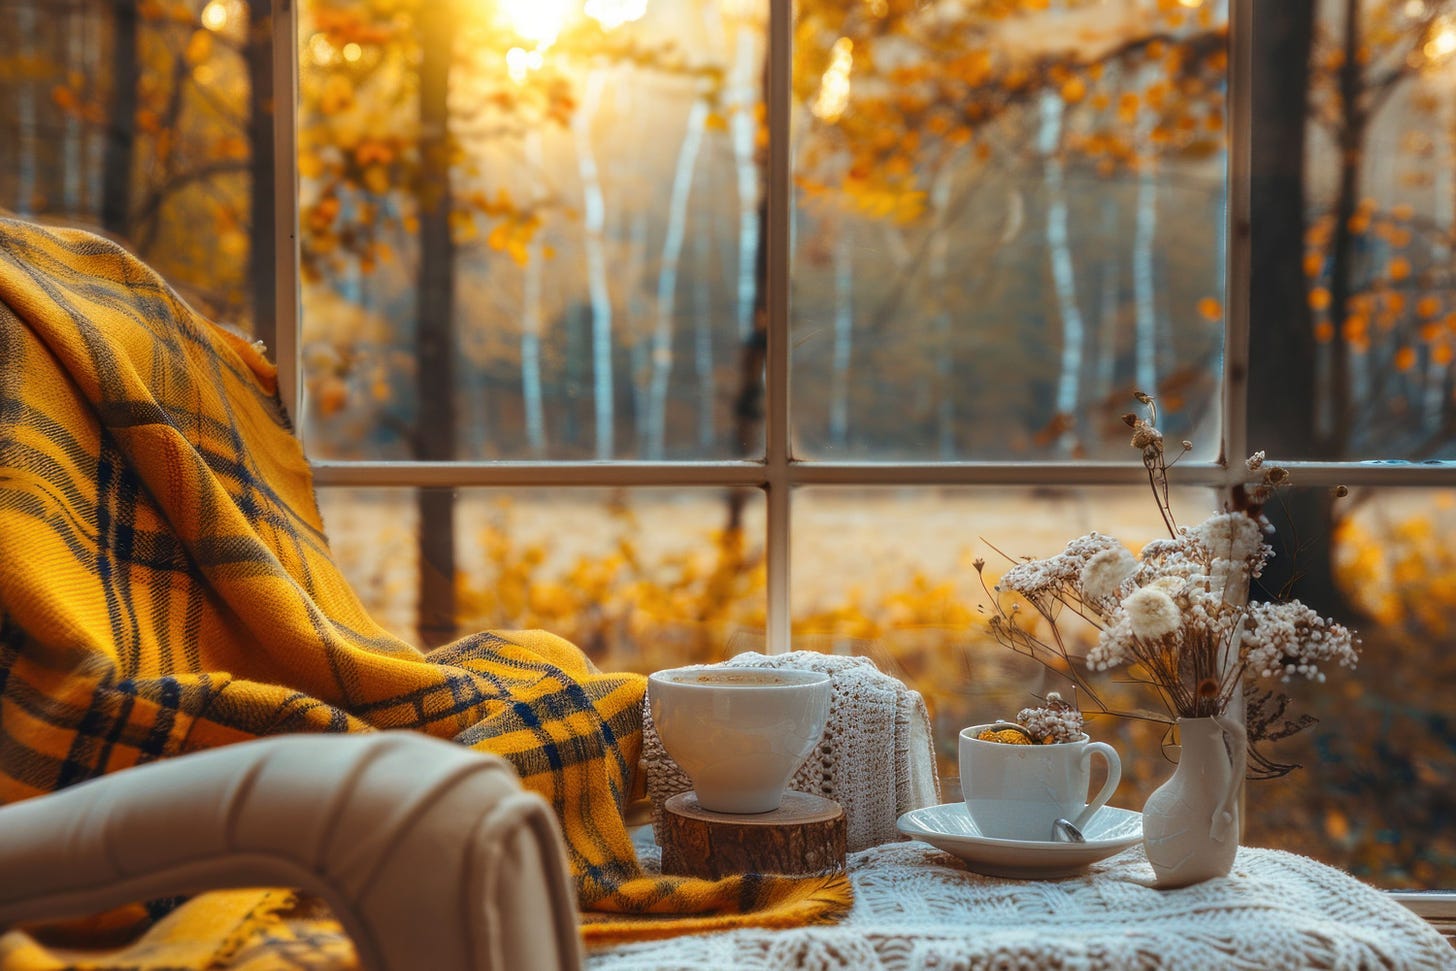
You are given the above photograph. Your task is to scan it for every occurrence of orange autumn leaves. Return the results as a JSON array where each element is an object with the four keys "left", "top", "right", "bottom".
[
  {"left": 794, "top": 0, "right": 1227, "bottom": 223},
  {"left": 1304, "top": 200, "right": 1453, "bottom": 371}
]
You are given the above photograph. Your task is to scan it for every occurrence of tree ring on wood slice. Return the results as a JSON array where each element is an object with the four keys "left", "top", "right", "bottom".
[{"left": 658, "top": 790, "right": 847, "bottom": 879}]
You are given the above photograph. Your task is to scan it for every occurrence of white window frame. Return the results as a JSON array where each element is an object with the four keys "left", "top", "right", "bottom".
[{"left": 269, "top": 0, "right": 1456, "bottom": 918}]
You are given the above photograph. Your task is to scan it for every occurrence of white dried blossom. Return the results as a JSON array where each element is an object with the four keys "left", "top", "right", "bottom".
[
  {"left": 1147, "top": 574, "right": 1186, "bottom": 597},
  {"left": 1246, "top": 450, "right": 1266, "bottom": 471},
  {"left": 1130, "top": 419, "right": 1163, "bottom": 452},
  {"left": 1241, "top": 599, "right": 1360, "bottom": 683},
  {"left": 1191, "top": 512, "right": 1267, "bottom": 569},
  {"left": 1000, "top": 532, "right": 1123, "bottom": 598},
  {"left": 1079, "top": 545, "right": 1139, "bottom": 600},
  {"left": 1016, "top": 693, "right": 1085, "bottom": 744},
  {"left": 1124, "top": 587, "right": 1182, "bottom": 639}
]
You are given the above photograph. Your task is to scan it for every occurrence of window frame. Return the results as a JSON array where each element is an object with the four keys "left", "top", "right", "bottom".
[{"left": 270, "top": 0, "right": 1456, "bottom": 915}]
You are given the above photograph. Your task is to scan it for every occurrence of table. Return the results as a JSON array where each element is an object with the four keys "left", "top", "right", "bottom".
[{"left": 589, "top": 839, "right": 1455, "bottom": 970}]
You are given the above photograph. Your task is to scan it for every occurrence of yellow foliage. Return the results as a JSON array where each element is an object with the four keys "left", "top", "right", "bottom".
[{"left": 185, "top": 29, "right": 213, "bottom": 66}]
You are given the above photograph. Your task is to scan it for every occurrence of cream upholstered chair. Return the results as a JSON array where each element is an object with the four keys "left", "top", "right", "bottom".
[{"left": 0, "top": 732, "right": 583, "bottom": 971}]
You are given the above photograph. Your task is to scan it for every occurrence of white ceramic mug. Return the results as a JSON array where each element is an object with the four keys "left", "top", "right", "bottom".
[
  {"left": 648, "top": 667, "right": 831, "bottom": 814},
  {"left": 959, "top": 725, "right": 1121, "bottom": 842}
]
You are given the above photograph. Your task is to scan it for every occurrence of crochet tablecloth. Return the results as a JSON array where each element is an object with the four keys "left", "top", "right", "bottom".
[{"left": 589, "top": 840, "right": 1455, "bottom": 970}]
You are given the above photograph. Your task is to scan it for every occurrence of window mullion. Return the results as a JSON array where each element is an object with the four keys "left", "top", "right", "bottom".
[
  {"left": 765, "top": 0, "right": 794, "bottom": 655},
  {"left": 1223, "top": 0, "right": 1253, "bottom": 485}
]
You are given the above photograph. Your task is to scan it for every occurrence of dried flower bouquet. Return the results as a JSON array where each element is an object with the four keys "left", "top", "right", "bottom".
[{"left": 976, "top": 395, "right": 1360, "bottom": 777}]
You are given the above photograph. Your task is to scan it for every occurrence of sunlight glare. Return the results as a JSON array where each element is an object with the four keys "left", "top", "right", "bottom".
[
  {"left": 1176, "top": 0, "right": 1202, "bottom": 7},
  {"left": 506, "top": 46, "right": 546, "bottom": 83},
  {"left": 812, "top": 36, "right": 853, "bottom": 123},
  {"left": 1425, "top": 19, "right": 1456, "bottom": 61},
  {"left": 342, "top": 42, "right": 362, "bottom": 63},
  {"left": 499, "top": 0, "right": 574, "bottom": 47},
  {"left": 201, "top": 0, "right": 229, "bottom": 31},
  {"left": 585, "top": 0, "right": 647, "bottom": 31},
  {"left": 307, "top": 31, "right": 337, "bottom": 66}
]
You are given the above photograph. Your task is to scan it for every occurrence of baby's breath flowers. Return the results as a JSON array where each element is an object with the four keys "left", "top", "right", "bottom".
[{"left": 977, "top": 394, "right": 1360, "bottom": 778}]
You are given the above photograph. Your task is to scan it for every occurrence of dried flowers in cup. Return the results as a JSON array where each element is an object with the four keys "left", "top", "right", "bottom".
[{"left": 976, "top": 692, "right": 1087, "bottom": 745}]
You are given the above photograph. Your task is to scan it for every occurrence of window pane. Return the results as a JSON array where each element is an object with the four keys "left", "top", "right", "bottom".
[
  {"left": 792, "top": 484, "right": 1454, "bottom": 890},
  {"left": 790, "top": 1, "right": 1228, "bottom": 461},
  {"left": 316, "top": 486, "right": 764, "bottom": 672},
  {"left": 298, "top": 1, "right": 768, "bottom": 462},
  {"left": 792, "top": 484, "right": 1213, "bottom": 819},
  {"left": 1252, "top": 1, "right": 1456, "bottom": 460},
  {"left": 0, "top": 0, "right": 270, "bottom": 340}
]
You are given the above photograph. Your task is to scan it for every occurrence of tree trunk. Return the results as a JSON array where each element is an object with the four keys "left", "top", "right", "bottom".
[
  {"left": 1133, "top": 145, "right": 1160, "bottom": 396},
  {"left": 102, "top": 0, "right": 139, "bottom": 236},
  {"left": 1247, "top": 0, "right": 1349, "bottom": 621},
  {"left": 648, "top": 99, "right": 709, "bottom": 460},
  {"left": 414, "top": 0, "right": 457, "bottom": 646},
  {"left": 575, "top": 71, "right": 615, "bottom": 460},
  {"left": 1318, "top": 0, "right": 1364, "bottom": 459},
  {"left": 245, "top": 0, "right": 277, "bottom": 353},
  {"left": 522, "top": 134, "right": 547, "bottom": 455},
  {"left": 828, "top": 226, "right": 853, "bottom": 451},
  {"left": 731, "top": 25, "right": 760, "bottom": 344},
  {"left": 694, "top": 179, "right": 716, "bottom": 451},
  {"left": 1039, "top": 91, "right": 1085, "bottom": 453},
  {"left": 17, "top": 2, "right": 38, "bottom": 215}
]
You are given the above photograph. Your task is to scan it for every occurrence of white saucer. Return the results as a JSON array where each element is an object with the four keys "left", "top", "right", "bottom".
[{"left": 896, "top": 803, "right": 1143, "bottom": 879}]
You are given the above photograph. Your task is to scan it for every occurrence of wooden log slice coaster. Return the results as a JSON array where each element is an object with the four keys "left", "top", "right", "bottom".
[{"left": 658, "top": 790, "right": 847, "bottom": 879}]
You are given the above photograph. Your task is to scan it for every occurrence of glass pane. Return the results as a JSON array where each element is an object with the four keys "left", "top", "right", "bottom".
[
  {"left": 1246, "top": 485, "right": 1456, "bottom": 889},
  {"left": 791, "top": 1, "right": 1228, "bottom": 461},
  {"left": 792, "top": 484, "right": 1455, "bottom": 890},
  {"left": 1252, "top": 1, "right": 1456, "bottom": 460},
  {"left": 316, "top": 486, "right": 764, "bottom": 673},
  {"left": 298, "top": 0, "right": 768, "bottom": 462},
  {"left": 0, "top": 0, "right": 269, "bottom": 339}
]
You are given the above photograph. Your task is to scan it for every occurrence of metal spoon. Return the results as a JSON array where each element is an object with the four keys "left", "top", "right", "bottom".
[{"left": 1052, "top": 818, "right": 1086, "bottom": 843}]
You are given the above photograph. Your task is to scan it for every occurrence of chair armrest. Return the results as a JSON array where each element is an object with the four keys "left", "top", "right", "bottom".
[{"left": 0, "top": 733, "right": 582, "bottom": 971}]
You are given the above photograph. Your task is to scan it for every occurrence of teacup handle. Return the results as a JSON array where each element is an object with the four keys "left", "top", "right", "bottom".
[{"left": 1069, "top": 742, "right": 1121, "bottom": 833}]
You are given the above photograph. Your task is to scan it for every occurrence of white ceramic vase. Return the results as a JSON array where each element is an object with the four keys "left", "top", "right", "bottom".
[{"left": 1141, "top": 714, "right": 1248, "bottom": 889}]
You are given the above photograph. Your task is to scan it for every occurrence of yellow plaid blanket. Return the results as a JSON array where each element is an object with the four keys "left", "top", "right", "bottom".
[{"left": 0, "top": 215, "right": 850, "bottom": 968}]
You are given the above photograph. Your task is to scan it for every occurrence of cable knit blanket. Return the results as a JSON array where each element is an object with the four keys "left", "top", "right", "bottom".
[
  {"left": 642, "top": 651, "right": 941, "bottom": 852},
  {"left": 591, "top": 841, "right": 1456, "bottom": 970}
]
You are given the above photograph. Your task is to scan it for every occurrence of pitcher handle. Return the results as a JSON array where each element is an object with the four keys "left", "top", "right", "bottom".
[{"left": 1210, "top": 713, "right": 1247, "bottom": 842}]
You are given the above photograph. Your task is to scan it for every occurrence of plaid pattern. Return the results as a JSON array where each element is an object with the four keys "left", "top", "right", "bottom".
[{"left": 0, "top": 215, "right": 850, "bottom": 969}]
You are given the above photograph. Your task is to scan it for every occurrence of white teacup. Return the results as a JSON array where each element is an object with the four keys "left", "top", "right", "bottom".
[
  {"left": 959, "top": 724, "right": 1121, "bottom": 843},
  {"left": 648, "top": 667, "right": 831, "bottom": 814}
]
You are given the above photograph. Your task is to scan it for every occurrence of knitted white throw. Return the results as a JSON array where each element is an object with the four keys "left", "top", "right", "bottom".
[
  {"left": 590, "top": 842, "right": 1456, "bottom": 970},
  {"left": 641, "top": 651, "right": 941, "bottom": 852}
]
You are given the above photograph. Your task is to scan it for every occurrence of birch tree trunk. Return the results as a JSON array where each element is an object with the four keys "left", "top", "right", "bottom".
[
  {"left": 648, "top": 98, "right": 709, "bottom": 459},
  {"left": 1096, "top": 194, "right": 1121, "bottom": 398},
  {"left": 829, "top": 226, "right": 854, "bottom": 451},
  {"left": 694, "top": 180, "right": 716, "bottom": 451},
  {"left": 1133, "top": 136, "right": 1160, "bottom": 396},
  {"left": 521, "top": 134, "right": 547, "bottom": 455},
  {"left": 930, "top": 167, "right": 955, "bottom": 459},
  {"left": 575, "top": 70, "right": 615, "bottom": 459},
  {"left": 1039, "top": 91, "right": 1085, "bottom": 453},
  {"left": 731, "top": 26, "right": 760, "bottom": 343}
]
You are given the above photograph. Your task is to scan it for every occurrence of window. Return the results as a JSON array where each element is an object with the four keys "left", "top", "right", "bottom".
[{"left": 5, "top": 0, "right": 1455, "bottom": 909}]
